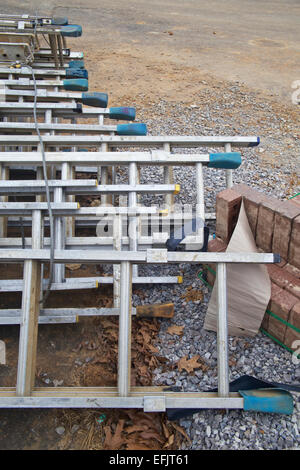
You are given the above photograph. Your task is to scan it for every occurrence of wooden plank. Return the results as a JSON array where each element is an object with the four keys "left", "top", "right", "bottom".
[
  {"left": 136, "top": 303, "right": 174, "bottom": 318},
  {"left": 16, "top": 211, "right": 42, "bottom": 396},
  {"left": 16, "top": 259, "right": 41, "bottom": 395}
]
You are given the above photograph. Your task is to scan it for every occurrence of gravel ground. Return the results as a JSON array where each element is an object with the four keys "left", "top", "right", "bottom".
[
  {"left": 3, "top": 77, "right": 298, "bottom": 450},
  {"left": 130, "top": 83, "right": 300, "bottom": 450}
]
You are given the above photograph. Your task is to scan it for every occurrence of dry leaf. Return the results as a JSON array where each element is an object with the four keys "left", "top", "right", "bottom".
[
  {"left": 137, "top": 365, "right": 149, "bottom": 376},
  {"left": 167, "top": 325, "right": 184, "bottom": 336},
  {"left": 144, "top": 322, "right": 159, "bottom": 332},
  {"left": 137, "top": 416, "right": 162, "bottom": 431},
  {"left": 181, "top": 288, "right": 203, "bottom": 302},
  {"left": 140, "top": 329, "right": 151, "bottom": 344},
  {"left": 162, "top": 422, "right": 170, "bottom": 439},
  {"left": 163, "top": 434, "right": 175, "bottom": 448},
  {"left": 171, "top": 422, "right": 192, "bottom": 444},
  {"left": 177, "top": 355, "right": 207, "bottom": 374},
  {"left": 65, "top": 263, "right": 81, "bottom": 271},
  {"left": 105, "top": 328, "right": 119, "bottom": 341},
  {"left": 149, "top": 356, "right": 159, "bottom": 367},
  {"left": 147, "top": 344, "right": 159, "bottom": 354},
  {"left": 126, "top": 443, "right": 152, "bottom": 450},
  {"left": 104, "top": 420, "right": 125, "bottom": 450},
  {"left": 125, "top": 425, "right": 147, "bottom": 434},
  {"left": 140, "top": 431, "right": 165, "bottom": 444}
]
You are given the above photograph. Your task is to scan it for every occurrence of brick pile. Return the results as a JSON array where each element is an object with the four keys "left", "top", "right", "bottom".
[{"left": 205, "top": 184, "right": 300, "bottom": 352}]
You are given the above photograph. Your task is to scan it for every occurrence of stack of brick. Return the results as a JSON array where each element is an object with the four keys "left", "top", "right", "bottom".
[{"left": 205, "top": 184, "right": 300, "bottom": 351}]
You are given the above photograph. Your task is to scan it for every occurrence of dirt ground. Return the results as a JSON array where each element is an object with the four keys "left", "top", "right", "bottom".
[
  {"left": 0, "top": 0, "right": 299, "bottom": 451},
  {"left": 2, "top": 0, "right": 300, "bottom": 102}
]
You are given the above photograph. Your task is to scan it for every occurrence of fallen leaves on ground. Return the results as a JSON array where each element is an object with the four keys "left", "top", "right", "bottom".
[
  {"left": 65, "top": 263, "right": 82, "bottom": 271},
  {"left": 104, "top": 420, "right": 125, "bottom": 450},
  {"left": 171, "top": 422, "right": 192, "bottom": 444},
  {"left": 167, "top": 325, "right": 185, "bottom": 336},
  {"left": 181, "top": 286, "right": 204, "bottom": 302},
  {"left": 102, "top": 411, "right": 189, "bottom": 450},
  {"left": 71, "top": 315, "right": 168, "bottom": 387},
  {"left": 177, "top": 355, "right": 209, "bottom": 374},
  {"left": 57, "top": 307, "right": 191, "bottom": 450},
  {"left": 132, "top": 319, "right": 165, "bottom": 385}
]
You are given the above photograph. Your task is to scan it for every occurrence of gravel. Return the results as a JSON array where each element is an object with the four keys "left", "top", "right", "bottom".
[{"left": 131, "top": 83, "right": 300, "bottom": 450}]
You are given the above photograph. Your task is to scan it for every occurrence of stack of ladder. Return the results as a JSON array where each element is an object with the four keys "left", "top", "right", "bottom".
[{"left": 0, "top": 14, "right": 284, "bottom": 415}]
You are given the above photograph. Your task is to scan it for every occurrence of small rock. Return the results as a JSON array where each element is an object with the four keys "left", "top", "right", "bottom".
[{"left": 55, "top": 426, "right": 65, "bottom": 436}]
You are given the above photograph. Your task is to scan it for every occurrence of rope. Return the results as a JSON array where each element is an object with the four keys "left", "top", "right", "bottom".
[
  {"left": 7, "top": 12, "right": 64, "bottom": 302},
  {"left": 25, "top": 64, "right": 55, "bottom": 304},
  {"left": 8, "top": 12, "right": 55, "bottom": 303}
]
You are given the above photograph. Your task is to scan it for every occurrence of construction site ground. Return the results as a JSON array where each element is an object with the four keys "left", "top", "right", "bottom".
[{"left": 0, "top": 0, "right": 299, "bottom": 450}]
